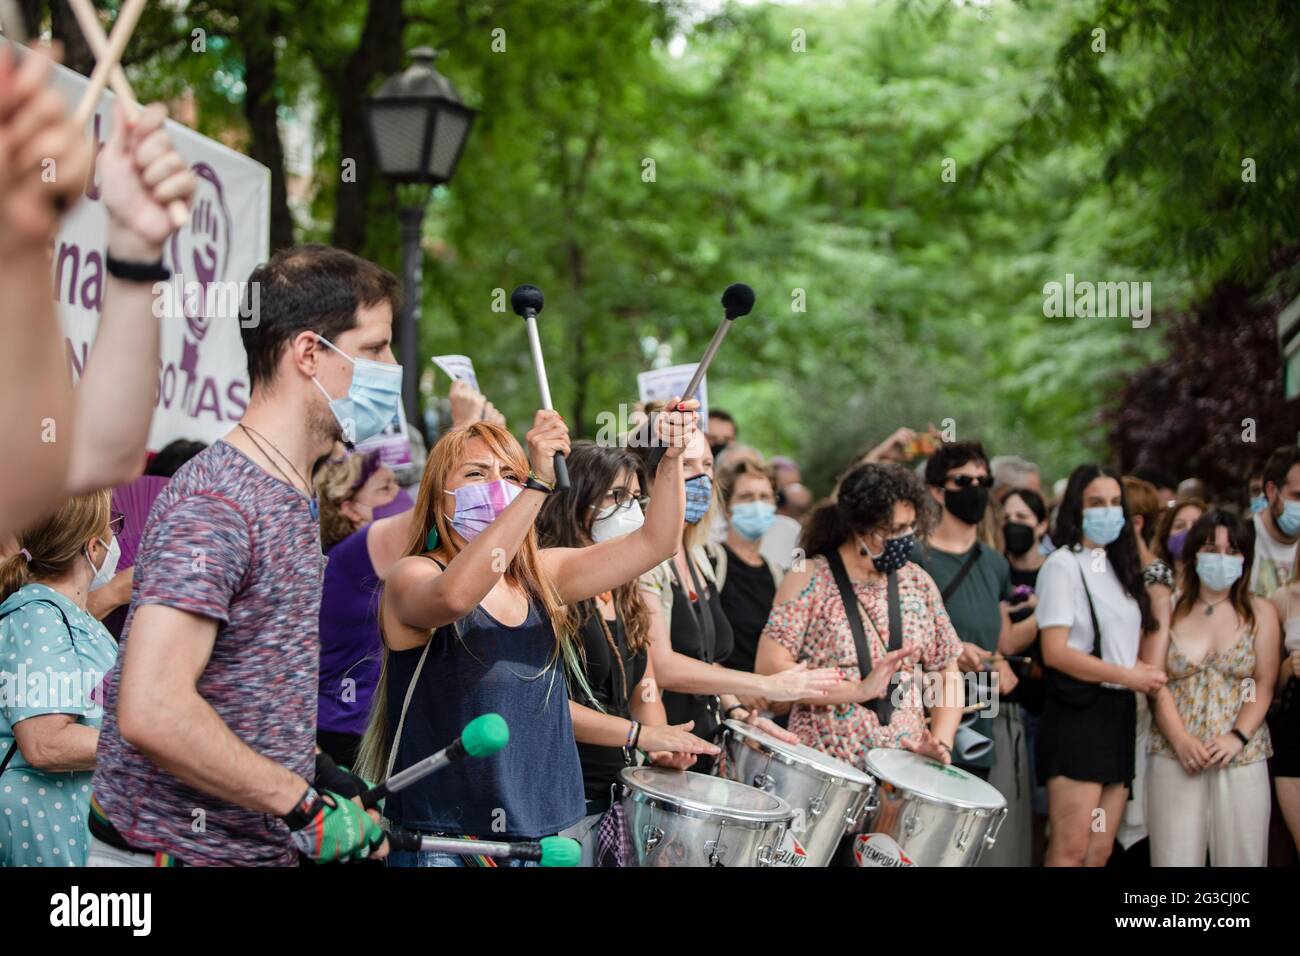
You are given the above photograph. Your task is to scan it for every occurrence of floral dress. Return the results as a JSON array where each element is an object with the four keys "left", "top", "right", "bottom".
[
  {"left": 760, "top": 556, "right": 961, "bottom": 770},
  {"left": 1149, "top": 627, "right": 1272, "bottom": 766},
  {"left": 0, "top": 584, "right": 117, "bottom": 866}
]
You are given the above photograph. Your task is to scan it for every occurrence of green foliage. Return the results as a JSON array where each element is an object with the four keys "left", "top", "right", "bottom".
[{"left": 117, "top": 0, "right": 1298, "bottom": 495}]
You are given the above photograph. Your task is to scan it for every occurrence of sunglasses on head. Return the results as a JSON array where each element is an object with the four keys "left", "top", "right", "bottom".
[{"left": 947, "top": 474, "right": 993, "bottom": 489}]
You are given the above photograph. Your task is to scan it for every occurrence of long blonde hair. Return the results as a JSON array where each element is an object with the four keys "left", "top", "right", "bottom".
[
  {"left": 354, "top": 422, "right": 567, "bottom": 781},
  {"left": 0, "top": 491, "right": 112, "bottom": 601}
]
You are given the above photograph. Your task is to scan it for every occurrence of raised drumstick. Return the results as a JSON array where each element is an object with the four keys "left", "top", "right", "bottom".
[
  {"left": 72, "top": 0, "right": 146, "bottom": 127},
  {"left": 68, "top": 0, "right": 187, "bottom": 229}
]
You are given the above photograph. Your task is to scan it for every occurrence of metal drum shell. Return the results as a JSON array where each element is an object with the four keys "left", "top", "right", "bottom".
[
  {"left": 619, "top": 766, "right": 793, "bottom": 868},
  {"left": 857, "top": 748, "right": 1008, "bottom": 868},
  {"left": 720, "top": 719, "right": 873, "bottom": 867}
]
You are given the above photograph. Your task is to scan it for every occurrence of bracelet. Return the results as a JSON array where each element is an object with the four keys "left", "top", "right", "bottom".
[
  {"left": 723, "top": 704, "right": 746, "bottom": 722},
  {"left": 524, "top": 471, "right": 554, "bottom": 494},
  {"left": 631, "top": 721, "right": 643, "bottom": 751},
  {"left": 1231, "top": 728, "right": 1249, "bottom": 747},
  {"left": 105, "top": 254, "right": 170, "bottom": 283},
  {"left": 625, "top": 720, "right": 640, "bottom": 749}
]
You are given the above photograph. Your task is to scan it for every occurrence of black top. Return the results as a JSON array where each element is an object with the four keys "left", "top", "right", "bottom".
[
  {"left": 663, "top": 559, "right": 734, "bottom": 773},
  {"left": 1007, "top": 564, "right": 1045, "bottom": 715},
  {"left": 717, "top": 544, "right": 777, "bottom": 674},
  {"left": 569, "top": 603, "right": 648, "bottom": 802}
]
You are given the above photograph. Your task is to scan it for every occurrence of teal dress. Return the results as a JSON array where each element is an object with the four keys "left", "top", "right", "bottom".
[{"left": 0, "top": 584, "right": 118, "bottom": 866}]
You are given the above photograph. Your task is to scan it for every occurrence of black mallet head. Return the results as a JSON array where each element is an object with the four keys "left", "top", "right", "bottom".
[
  {"left": 721, "top": 283, "right": 755, "bottom": 320},
  {"left": 511, "top": 284, "right": 545, "bottom": 318}
]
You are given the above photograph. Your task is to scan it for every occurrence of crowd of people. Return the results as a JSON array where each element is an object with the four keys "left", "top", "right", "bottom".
[{"left": 2, "top": 42, "right": 1300, "bottom": 869}]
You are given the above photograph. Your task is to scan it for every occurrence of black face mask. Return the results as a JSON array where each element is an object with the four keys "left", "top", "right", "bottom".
[
  {"left": 944, "top": 484, "right": 989, "bottom": 526},
  {"left": 710, "top": 442, "right": 728, "bottom": 459},
  {"left": 1003, "top": 521, "right": 1036, "bottom": 556}
]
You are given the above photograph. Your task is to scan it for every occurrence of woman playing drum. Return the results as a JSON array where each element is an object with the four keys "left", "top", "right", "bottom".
[
  {"left": 357, "top": 401, "right": 699, "bottom": 866},
  {"left": 756, "top": 462, "right": 964, "bottom": 771}
]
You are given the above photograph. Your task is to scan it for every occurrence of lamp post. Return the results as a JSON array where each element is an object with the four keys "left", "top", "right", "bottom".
[{"left": 362, "top": 47, "right": 477, "bottom": 439}]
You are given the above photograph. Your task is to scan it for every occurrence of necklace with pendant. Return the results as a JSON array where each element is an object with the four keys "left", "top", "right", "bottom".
[{"left": 1203, "top": 597, "right": 1229, "bottom": 616}]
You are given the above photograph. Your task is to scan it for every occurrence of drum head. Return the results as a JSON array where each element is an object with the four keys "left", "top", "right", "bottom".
[
  {"left": 620, "top": 766, "right": 792, "bottom": 822},
  {"left": 864, "top": 748, "right": 1006, "bottom": 810},
  {"left": 724, "top": 719, "right": 873, "bottom": 787}
]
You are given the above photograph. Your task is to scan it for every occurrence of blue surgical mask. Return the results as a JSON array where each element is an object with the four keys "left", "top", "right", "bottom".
[
  {"left": 684, "top": 474, "right": 713, "bottom": 525},
  {"left": 1249, "top": 494, "right": 1267, "bottom": 515},
  {"left": 730, "top": 501, "right": 776, "bottom": 540},
  {"left": 1280, "top": 500, "right": 1300, "bottom": 537},
  {"left": 1081, "top": 506, "right": 1125, "bottom": 547},
  {"left": 312, "top": 334, "right": 403, "bottom": 444},
  {"left": 1196, "top": 552, "right": 1244, "bottom": 592}
]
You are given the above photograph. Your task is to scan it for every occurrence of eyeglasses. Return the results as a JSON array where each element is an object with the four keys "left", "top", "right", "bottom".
[
  {"left": 947, "top": 474, "right": 993, "bottom": 489},
  {"left": 109, "top": 510, "right": 126, "bottom": 537},
  {"left": 591, "top": 488, "right": 640, "bottom": 513}
]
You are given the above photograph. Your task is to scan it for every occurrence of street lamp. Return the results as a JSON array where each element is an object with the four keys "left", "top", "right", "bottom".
[{"left": 362, "top": 47, "right": 477, "bottom": 439}]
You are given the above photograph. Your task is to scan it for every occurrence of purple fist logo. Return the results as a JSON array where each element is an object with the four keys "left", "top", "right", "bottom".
[{"left": 168, "top": 163, "right": 233, "bottom": 413}]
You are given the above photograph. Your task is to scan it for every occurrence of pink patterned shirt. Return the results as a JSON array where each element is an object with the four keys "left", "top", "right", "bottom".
[{"left": 761, "top": 555, "right": 961, "bottom": 770}]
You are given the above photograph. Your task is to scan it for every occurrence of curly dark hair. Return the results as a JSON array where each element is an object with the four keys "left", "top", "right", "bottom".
[{"left": 801, "top": 462, "right": 932, "bottom": 558}]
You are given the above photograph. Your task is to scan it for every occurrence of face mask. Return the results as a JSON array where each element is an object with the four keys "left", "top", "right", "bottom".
[
  {"left": 1082, "top": 506, "right": 1125, "bottom": 547},
  {"left": 684, "top": 474, "right": 713, "bottom": 525},
  {"left": 86, "top": 535, "right": 121, "bottom": 591},
  {"left": 710, "top": 442, "right": 728, "bottom": 459},
  {"left": 1167, "top": 529, "right": 1188, "bottom": 560},
  {"left": 1279, "top": 500, "right": 1300, "bottom": 537},
  {"left": 1249, "top": 494, "right": 1267, "bottom": 515},
  {"left": 944, "top": 484, "right": 989, "bottom": 525},
  {"left": 1003, "top": 521, "right": 1036, "bottom": 556},
  {"left": 860, "top": 532, "right": 914, "bottom": 575},
  {"left": 312, "top": 334, "right": 403, "bottom": 444},
  {"left": 730, "top": 501, "right": 776, "bottom": 541},
  {"left": 591, "top": 500, "right": 645, "bottom": 543},
  {"left": 443, "top": 478, "right": 522, "bottom": 543},
  {"left": 1196, "top": 552, "right": 1244, "bottom": 591}
]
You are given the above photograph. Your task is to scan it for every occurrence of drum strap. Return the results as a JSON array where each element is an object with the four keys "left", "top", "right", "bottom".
[{"left": 826, "top": 550, "right": 901, "bottom": 726}]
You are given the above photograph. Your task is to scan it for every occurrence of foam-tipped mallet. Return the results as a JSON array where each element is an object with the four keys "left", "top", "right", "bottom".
[
  {"left": 644, "top": 282, "right": 755, "bottom": 474},
  {"left": 385, "top": 828, "right": 582, "bottom": 867},
  {"left": 358, "top": 712, "right": 508, "bottom": 810},
  {"left": 510, "top": 284, "right": 569, "bottom": 489},
  {"left": 67, "top": 0, "right": 188, "bottom": 230}
]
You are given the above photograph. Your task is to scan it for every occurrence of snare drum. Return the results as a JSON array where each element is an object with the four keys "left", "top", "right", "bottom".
[
  {"left": 855, "top": 748, "right": 1007, "bottom": 867},
  {"left": 720, "top": 718, "right": 873, "bottom": 867},
  {"left": 619, "top": 766, "right": 793, "bottom": 867}
]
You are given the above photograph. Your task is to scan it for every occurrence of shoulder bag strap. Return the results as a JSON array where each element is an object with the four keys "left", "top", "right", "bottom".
[
  {"left": 1075, "top": 559, "right": 1105, "bottom": 661},
  {"left": 684, "top": 556, "right": 718, "bottom": 664},
  {"left": 384, "top": 557, "right": 458, "bottom": 781},
  {"left": 1, "top": 599, "right": 74, "bottom": 777},
  {"left": 940, "top": 543, "right": 982, "bottom": 602},
  {"left": 826, "top": 550, "right": 896, "bottom": 725}
]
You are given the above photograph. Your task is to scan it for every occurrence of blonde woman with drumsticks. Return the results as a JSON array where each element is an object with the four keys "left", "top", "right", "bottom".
[{"left": 361, "top": 399, "right": 702, "bottom": 866}]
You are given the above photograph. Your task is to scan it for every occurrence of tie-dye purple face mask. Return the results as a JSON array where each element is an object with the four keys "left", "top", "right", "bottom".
[{"left": 444, "top": 478, "right": 523, "bottom": 542}]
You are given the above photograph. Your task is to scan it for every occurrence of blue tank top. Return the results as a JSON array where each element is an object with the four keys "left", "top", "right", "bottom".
[{"left": 383, "top": 596, "right": 585, "bottom": 839}]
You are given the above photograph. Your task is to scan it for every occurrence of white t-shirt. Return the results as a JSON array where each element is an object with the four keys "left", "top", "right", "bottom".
[
  {"left": 760, "top": 514, "right": 803, "bottom": 570},
  {"left": 1251, "top": 513, "right": 1297, "bottom": 598},
  {"left": 1036, "top": 545, "right": 1142, "bottom": 688}
]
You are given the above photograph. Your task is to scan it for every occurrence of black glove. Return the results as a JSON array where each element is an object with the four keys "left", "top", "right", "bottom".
[{"left": 314, "top": 750, "right": 368, "bottom": 799}]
